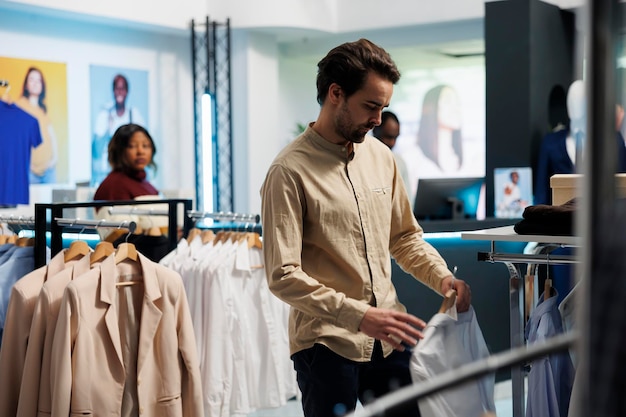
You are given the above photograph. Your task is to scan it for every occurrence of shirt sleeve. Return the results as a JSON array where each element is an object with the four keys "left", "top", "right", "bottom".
[{"left": 388, "top": 159, "right": 450, "bottom": 294}]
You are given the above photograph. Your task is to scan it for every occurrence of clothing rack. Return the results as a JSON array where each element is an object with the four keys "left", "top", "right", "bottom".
[
  {"left": 34, "top": 199, "right": 193, "bottom": 267},
  {"left": 461, "top": 226, "right": 580, "bottom": 417},
  {"left": 187, "top": 210, "right": 260, "bottom": 224},
  {"left": 0, "top": 214, "right": 36, "bottom": 233}
]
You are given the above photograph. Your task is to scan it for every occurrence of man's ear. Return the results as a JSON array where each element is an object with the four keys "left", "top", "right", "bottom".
[{"left": 327, "top": 83, "right": 343, "bottom": 104}]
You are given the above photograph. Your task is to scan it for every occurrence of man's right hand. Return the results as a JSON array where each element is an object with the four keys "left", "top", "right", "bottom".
[{"left": 358, "top": 307, "right": 426, "bottom": 351}]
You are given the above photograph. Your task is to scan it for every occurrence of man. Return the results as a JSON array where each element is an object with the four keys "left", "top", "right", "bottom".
[
  {"left": 372, "top": 110, "right": 412, "bottom": 204},
  {"left": 92, "top": 74, "right": 146, "bottom": 186},
  {"left": 260, "top": 39, "right": 471, "bottom": 417}
]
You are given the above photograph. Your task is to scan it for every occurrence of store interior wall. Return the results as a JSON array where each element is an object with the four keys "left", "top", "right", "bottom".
[
  {"left": 0, "top": 5, "right": 194, "bottom": 197},
  {"left": 0, "top": 0, "right": 585, "bottom": 215}
]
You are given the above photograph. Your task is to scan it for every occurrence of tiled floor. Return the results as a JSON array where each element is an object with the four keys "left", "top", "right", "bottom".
[{"left": 248, "top": 380, "right": 517, "bottom": 417}]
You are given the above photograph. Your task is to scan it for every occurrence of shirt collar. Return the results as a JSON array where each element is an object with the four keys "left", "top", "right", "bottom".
[{"left": 304, "top": 125, "right": 357, "bottom": 160}]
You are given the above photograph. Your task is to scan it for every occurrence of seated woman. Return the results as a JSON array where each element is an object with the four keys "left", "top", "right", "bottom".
[
  {"left": 94, "top": 123, "right": 159, "bottom": 202},
  {"left": 94, "top": 123, "right": 170, "bottom": 261}
]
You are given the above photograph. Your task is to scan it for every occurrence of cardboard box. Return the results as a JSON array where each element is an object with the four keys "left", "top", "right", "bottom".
[{"left": 550, "top": 173, "right": 626, "bottom": 205}]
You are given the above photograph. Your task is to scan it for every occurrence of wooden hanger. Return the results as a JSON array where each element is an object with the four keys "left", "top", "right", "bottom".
[
  {"left": 145, "top": 226, "right": 162, "bottom": 236},
  {"left": 0, "top": 235, "right": 9, "bottom": 245},
  {"left": 186, "top": 227, "right": 201, "bottom": 243},
  {"left": 229, "top": 231, "right": 241, "bottom": 243},
  {"left": 247, "top": 232, "right": 262, "bottom": 249},
  {"left": 544, "top": 255, "right": 553, "bottom": 301},
  {"left": 16, "top": 237, "right": 35, "bottom": 247},
  {"left": 114, "top": 242, "right": 142, "bottom": 287},
  {"left": 105, "top": 228, "right": 131, "bottom": 243},
  {"left": 6, "top": 235, "right": 17, "bottom": 244},
  {"left": 544, "top": 278, "right": 553, "bottom": 301},
  {"left": 201, "top": 229, "right": 216, "bottom": 244},
  {"left": 114, "top": 241, "right": 138, "bottom": 264},
  {"left": 438, "top": 289, "right": 457, "bottom": 314},
  {"left": 90, "top": 241, "right": 115, "bottom": 266},
  {"left": 64, "top": 240, "right": 91, "bottom": 262}
]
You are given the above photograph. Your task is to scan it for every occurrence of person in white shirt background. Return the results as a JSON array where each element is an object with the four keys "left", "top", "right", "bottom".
[{"left": 92, "top": 74, "right": 146, "bottom": 186}]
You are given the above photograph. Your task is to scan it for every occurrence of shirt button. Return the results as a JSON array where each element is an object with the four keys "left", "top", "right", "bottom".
[
  {"left": 139, "top": 407, "right": 144, "bottom": 414},
  {"left": 137, "top": 378, "right": 141, "bottom": 385}
]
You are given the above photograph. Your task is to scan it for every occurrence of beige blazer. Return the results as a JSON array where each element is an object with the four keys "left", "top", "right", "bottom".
[
  {"left": 50, "top": 253, "right": 204, "bottom": 417},
  {"left": 18, "top": 254, "right": 92, "bottom": 417},
  {"left": 0, "top": 251, "right": 66, "bottom": 417}
]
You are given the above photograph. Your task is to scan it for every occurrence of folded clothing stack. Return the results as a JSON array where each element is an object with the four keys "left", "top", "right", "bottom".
[{"left": 513, "top": 198, "right": 577, "bottom": 236}]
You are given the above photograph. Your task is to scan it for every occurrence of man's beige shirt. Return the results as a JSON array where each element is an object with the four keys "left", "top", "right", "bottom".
[{"left": 261, "top": 126, "right": 450, "bottom": 362}]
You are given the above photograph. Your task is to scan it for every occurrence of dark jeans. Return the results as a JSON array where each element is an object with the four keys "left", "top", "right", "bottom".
[{"left": 292, "top": 341, "right": 420, "bottom": 417}]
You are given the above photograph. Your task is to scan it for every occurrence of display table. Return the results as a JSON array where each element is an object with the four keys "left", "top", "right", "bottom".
[{"left": 461, "top": 225, "right": 580, "bottom": 417}]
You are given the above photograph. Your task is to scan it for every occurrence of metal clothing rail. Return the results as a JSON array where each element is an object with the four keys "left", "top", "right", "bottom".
[
  {"left": 0, "top": 215, "right": 36, "bottom": 232},
  {"left": 107, "top": 207, "right": 169, "bottom": 216},
  {"left": 478, "top": 251, "right": 579, "bottom": 265},
  {"left": 348, "top": 332, "right": 577, "bottom": 417},
  {"left": 54, "top": 218, "right": 137, "bottom": 233},
  {"left": 34, "top": 199, "right": 194, "bottom": 268},
  {"left": 187, "top": 210, "right": 260, "bottom": 224}
]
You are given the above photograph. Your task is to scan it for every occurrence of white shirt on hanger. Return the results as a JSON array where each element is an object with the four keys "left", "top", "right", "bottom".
[{"left": 410, "top": 305, "right": 495, "bottom": 417}]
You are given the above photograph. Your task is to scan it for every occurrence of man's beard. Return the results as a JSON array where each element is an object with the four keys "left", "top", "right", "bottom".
[{"left": 335, "top": 101, "right": 373, "bottom": 144}]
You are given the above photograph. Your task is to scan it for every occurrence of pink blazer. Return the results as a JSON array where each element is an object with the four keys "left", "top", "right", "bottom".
[{"left": 50, "top": 253, "right": 204, "bottom": 417}]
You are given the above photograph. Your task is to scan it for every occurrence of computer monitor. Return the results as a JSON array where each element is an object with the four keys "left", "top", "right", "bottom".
[{"left": 413, "top": 177, "right": 485, "bottom": 221}]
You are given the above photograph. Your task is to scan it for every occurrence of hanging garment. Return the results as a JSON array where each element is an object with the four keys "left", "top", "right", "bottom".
[
  {"left": 558, "top": 283, "right": 578, "bottom": 368},
  {"left": 17, "top": 253, "right": 93, "bottom": 417},
  {"left": 0, "top": 250, "right": 65, "bottom": 417},
  {"left": 0, "top": 101, "right": 43, "bottom": 205},
  {"left": 161, "top": 232, "right": 297, "bottom": 417},
  {"left": 49, "top": 253, "right": 204, "bottom": 417},
  {"left": 0, "top": 245, "right": 35, "bottom": 344},
  {"left": 525, "top": 290, "right": 575, "bottom": 417},
  {"left": 410, "top": 305, "right": 495, "bottom": 417}
]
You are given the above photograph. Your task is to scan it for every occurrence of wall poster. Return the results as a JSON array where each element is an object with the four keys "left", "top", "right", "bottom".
[
  {"left": 389, "top": 61, "right": 486, "bottom": 204},
  {"left": 0, "top": 57, "right": 68, "bottom": 186},
  {"left": 90, "top": 65, "right": 149, "bottom": 187}
]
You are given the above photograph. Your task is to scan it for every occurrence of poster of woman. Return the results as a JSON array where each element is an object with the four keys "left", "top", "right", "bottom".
[
  {"left": 0, "top": 57, "right": 68, "bottom": 184},
  {"left": 390, "top": 62, "right": 486, "bottom": 204}
]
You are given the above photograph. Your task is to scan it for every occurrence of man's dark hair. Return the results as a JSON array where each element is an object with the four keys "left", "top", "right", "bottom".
[
  {"left": 316, "top": 38, "right": 401, "bottom": 105},
  {"left": 108, "top": 123, "right": 157, "bottom": 173},
  {"left": 372, "top": 110, "right": 400, "bottom": 139}
]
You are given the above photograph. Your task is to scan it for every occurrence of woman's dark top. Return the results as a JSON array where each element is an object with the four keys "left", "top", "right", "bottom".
[{"left": 93, "top": 169, "right": 158, "bottom": 201}]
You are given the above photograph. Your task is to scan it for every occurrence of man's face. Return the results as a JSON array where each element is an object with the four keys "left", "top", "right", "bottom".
[
  {"left": 114, "top": 78, "right": 128, "bottom": 105},
  {"left": 334, "top": 72, "right": 394, "bottom": 144}
]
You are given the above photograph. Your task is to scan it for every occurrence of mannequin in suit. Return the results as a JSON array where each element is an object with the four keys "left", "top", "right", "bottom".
[
  {"left": 535, "top": 80, "right": 626, "bottom": 305},
  {"left": 535, "top": 80, "right": 626, "bottom": 205}
]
